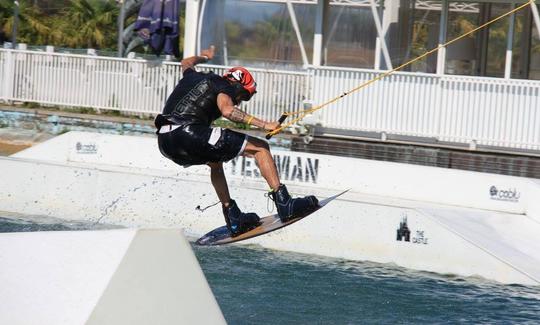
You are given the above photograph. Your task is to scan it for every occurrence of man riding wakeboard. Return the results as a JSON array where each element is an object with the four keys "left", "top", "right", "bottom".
[{"left": 155, "top": 46, "right": 318, "bottom": 236}]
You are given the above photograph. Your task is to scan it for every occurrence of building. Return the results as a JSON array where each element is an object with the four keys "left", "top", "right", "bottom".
[{"left": 184, "top": 0, "right": 540, "bottom": 79}]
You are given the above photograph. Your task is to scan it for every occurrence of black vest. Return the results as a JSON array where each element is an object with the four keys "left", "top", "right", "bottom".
[{"left": 156, "top": 69, "right": 237, "bottom": 128}]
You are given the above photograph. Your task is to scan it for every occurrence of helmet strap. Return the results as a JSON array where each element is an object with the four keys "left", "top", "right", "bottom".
[{"left": 231, "top": 82, "right": 251, "bottom": 102}]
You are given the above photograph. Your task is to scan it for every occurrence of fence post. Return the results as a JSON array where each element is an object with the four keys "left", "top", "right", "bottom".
[
  {"left": 2, "top": 50, "right": 15, "bottom": 103},
  {"left": 434, "top": 76, "right": 446, "bottom": 144},
  {"left": 305, "top": 67, "right": 322, "bottom": 128}
]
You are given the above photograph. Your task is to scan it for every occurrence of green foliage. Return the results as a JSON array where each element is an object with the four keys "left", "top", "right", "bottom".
[
  {"left": 60, "top": 0, "right": 119, "bottom": 49},
  {"left": 0, "top": 1, "right": 52, "bottom": 45},
  {"left": 0, "top": 0, "right": 186, "bottom": 55},
  {"left": 0, "top": 0, "right": 120, "bottom": 50}
]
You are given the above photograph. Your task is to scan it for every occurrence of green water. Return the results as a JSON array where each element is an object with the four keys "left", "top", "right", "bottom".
[{"left": 196, "top": 244, "right": 540, "bottom": 324}]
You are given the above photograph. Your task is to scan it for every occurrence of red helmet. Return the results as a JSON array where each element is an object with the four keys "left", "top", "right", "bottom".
[{"left": 223, "top": 67, "right": 257, "bottom": 101}]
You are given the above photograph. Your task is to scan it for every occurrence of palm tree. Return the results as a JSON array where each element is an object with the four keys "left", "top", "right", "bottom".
[
  {"left": 60, "top": 0, "right": 118, "bottom": 49},
  {"left": 0, "top": 0, "right": 52, "bottom": 45},
  {"left": 0, "top": 1, "right": 11, "bottom": 40}
]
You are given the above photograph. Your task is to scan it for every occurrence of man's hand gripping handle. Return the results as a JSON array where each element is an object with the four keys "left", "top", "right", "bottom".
[{"left": 265, "top": 114, "right": 288, "bottom": 140}]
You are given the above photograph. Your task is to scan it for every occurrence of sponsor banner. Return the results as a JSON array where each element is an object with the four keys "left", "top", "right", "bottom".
[
  {"left": 227, "top": 154, "right": 319, "bottom": 185},
  {"left": 489, "top": 186, "right": 521, "bottom": 203},
  {"left": 75, "top": 142, "right": 98, "bottom": 155},
  {"left": 396, "top": 216, "right": 429, "bottom": 245}
]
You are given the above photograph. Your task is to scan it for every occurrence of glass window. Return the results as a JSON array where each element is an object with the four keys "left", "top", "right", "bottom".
[
  {"left": 200, "top": 0, "right": 314, "bottom": 69},
  {"left": 445, "top": 2, "right": 482, "bottom": 76},
  {"left": 484, "top": 3, "right": 513, "bottom": 78},
  {"left": 399, "top": 3, "right": 442, "bottom": 73},
  {"left": 195, "top": 0, "right": 540, "bottom": 79},
  {"left": 200, "top": 1, "right": 379, "bottom": 69},
  {"left": 324, "top": 6, "right": 377, "bottom": 68},
  {"left": 511, "top": 6, "right": 527, "bottom": 79}
]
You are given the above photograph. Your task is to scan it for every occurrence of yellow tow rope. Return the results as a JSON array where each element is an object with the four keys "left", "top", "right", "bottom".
[{"left": 266, "top": 0, "right": 535, "bottom": 139}]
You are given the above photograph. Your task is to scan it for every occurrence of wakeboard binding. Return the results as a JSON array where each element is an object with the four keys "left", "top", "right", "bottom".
[
  {"left": 269, "top": 184, "right": 319, "bottom": 222},
  {"left": 223, "top": 199, "right": 261, "bottom": 237}
]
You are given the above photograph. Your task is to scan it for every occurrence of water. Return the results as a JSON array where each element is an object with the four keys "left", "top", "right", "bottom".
[{"left": 2, "top": 215, "right": 540, "bottom": 324}]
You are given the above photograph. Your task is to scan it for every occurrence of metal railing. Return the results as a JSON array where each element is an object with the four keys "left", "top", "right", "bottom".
[
  {"left": 1, "top": 48, "right": 539, "bottom": 152},
  {"left": 1, "top": 49, "right": 178, "bottom": 113},
  {"left": 0, "top": 49, "right": 308, "bottom": 122},
  {"left": 310, "top": 66, "right": 540, "bottom": 151}
]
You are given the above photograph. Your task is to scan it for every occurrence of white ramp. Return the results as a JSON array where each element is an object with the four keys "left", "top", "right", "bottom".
[
  {"left": 0, "top": 229, "right": 226, "bottom": 325},
  {"left": 420, "top": 207, "right": 540, "bottom": 284}
]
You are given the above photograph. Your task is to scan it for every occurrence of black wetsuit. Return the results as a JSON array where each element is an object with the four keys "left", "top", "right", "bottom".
[{"left": 155, "top": 68, "right": 247, "bottom": 166}]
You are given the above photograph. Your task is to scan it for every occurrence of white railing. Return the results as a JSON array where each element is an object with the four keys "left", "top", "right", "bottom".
[
  {"left": 0, "top": 49, "right": 307, "bottom": 122},
  {"left": 311, "top": 66, "right": 540, "bottom": 151},
  {"left": 0, "top": 49, "right": 175, "bottom": 112},
  {"left": 437, "top": 76, "right": 540, "bottom": 149},
  {"left": 0, "top": 50, "right": 12, "bottom": 102},
  {"left": 1, "top": 48, "right": 540, "bottom": 152}
]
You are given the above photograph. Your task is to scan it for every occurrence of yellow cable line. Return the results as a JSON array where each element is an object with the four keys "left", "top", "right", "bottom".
[{"left": 267, "top": 0, "right": 534, "bottom": 138}]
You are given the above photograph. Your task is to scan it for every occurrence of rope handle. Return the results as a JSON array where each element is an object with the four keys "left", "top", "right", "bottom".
[{"left": 265, "top": 114, "right": 288, "bottom": 140}]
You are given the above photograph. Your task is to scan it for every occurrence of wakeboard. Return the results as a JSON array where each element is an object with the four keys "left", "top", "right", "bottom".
[{"left": 195, "top": 189, "right": 348, "bottom": 246}]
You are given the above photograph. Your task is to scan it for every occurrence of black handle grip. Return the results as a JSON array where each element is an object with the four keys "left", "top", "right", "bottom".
[{"left": 266, "top": 114, "right": 288, "bottom": 140}]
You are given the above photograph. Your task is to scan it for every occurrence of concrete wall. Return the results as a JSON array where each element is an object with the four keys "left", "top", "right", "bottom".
[
  {"left": 13, "top": 131, "right": 540, "bottom": 219},
  {"left": 0, "top": 229, "right": 226, "bottom": 325},
  {"left": 292, "top": 137, "right": 540, "bottom": 179}
]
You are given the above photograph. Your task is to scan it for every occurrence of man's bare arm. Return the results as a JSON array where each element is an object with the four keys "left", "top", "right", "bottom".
[
  {"left": 217, "top": 93, "right": 279, "bottom": 131},
  {"left": 180, "top": 46, "right": 215, "bottom": 73}
]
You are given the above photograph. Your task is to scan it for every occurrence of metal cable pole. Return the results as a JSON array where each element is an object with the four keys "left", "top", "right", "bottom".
[
  {"left": 118, "top": 0, "right": 126, "bottom": 57},
  {"left": 531, "top": 0, "right": 540, "bottom": 38},
  {"left": 286, "top": 0, "right": 309, "bottom": 67},
  {"left": 369, "top": 0, "right": 393, "bottom": 70},
  {"left": 12, "top": 1, "right": 20, "bottom": 48}
]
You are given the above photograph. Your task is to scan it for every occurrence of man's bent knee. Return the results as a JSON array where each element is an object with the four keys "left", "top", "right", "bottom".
[{"left": 246, "top": 136, "right": 270, "bottom": 151}]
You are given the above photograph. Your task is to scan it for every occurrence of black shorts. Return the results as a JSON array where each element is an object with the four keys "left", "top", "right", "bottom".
[{"left": 157, "top": 124, "right": 247, "bottom": 166}]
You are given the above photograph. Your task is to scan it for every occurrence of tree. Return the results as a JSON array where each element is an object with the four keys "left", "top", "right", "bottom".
[
  {"left": 59, "top": 0, "right": 118, "bottom": 49},
  {"left": 0, "top": 0, "right": 52, "bottom": 45}
]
